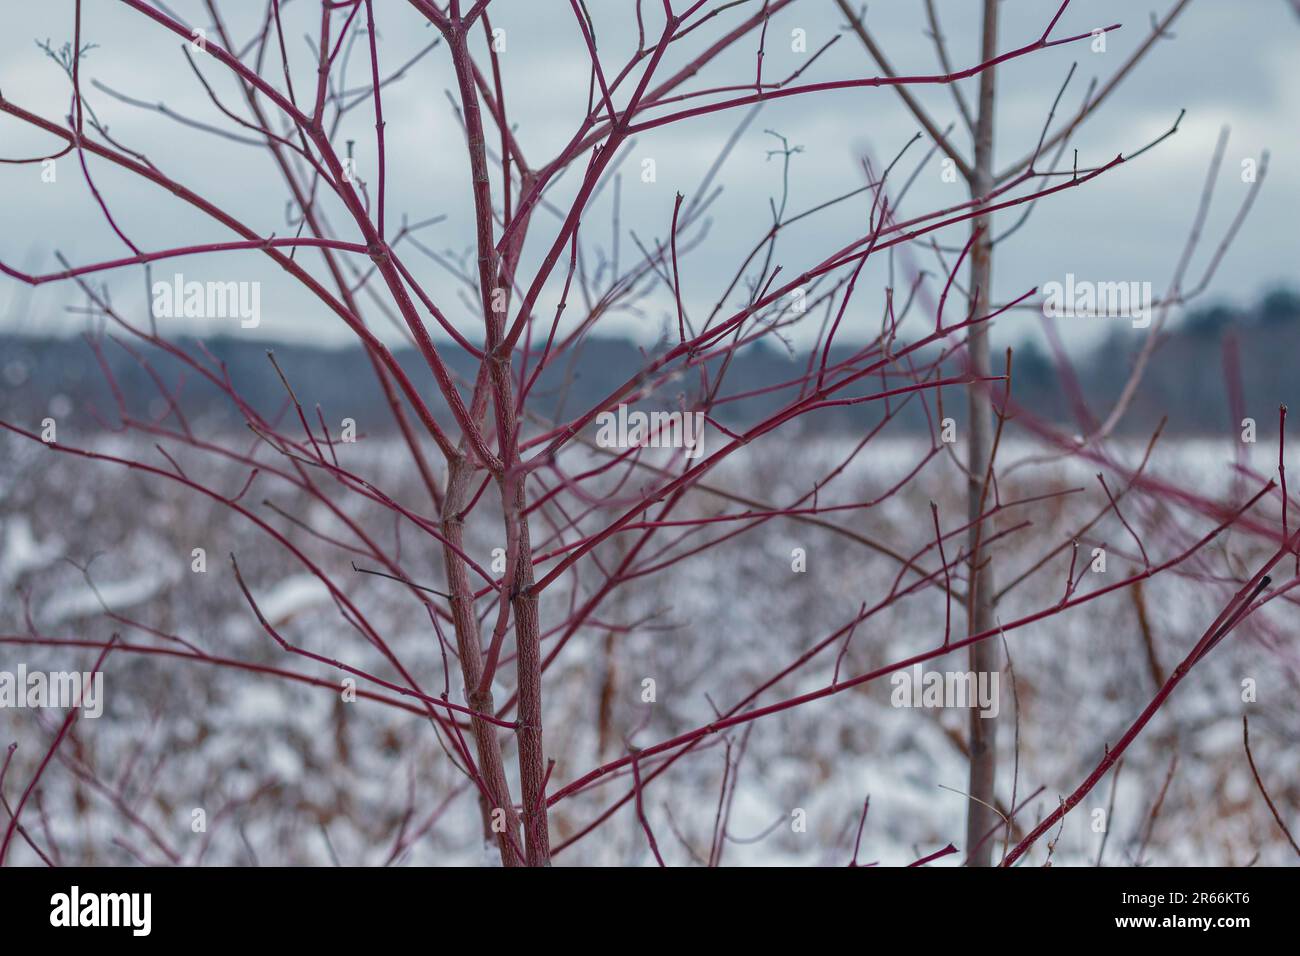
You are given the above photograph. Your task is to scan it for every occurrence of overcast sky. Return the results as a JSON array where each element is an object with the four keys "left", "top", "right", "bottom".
[{"left": 2, "top": 0, "right": 1297, "bottom": 354}]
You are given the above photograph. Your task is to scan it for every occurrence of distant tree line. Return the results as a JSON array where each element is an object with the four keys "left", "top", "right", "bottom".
[{"left": 5, "top": 288, "right": 1297, "bottom": 439}]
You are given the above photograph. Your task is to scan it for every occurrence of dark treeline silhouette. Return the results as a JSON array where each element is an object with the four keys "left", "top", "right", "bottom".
[{"left": 4, "top": 287, "right": 1297, "bottom": 439}]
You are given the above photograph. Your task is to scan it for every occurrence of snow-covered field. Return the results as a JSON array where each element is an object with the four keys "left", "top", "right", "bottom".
[{"left": 1, "top": 431, "right": 1296, "bottom": 866}]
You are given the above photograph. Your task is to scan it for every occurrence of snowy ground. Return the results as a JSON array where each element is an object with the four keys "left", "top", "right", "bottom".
[{"left": 1, "top": 430, "right": 1296, "bottom": 866}]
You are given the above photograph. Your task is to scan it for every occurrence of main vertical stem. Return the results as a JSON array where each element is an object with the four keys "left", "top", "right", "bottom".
[
  {"left": 964, "top": 0, "right": 1001, "bottom": 868},
  {"left": 446, "top": 23, "right": 552, "bottom": 865},
  {"left": 442, "top": 448, "right": 524, "bottom": 866},
  {"left": 498, "top": 464, "right": 550, "bottom": 866}
]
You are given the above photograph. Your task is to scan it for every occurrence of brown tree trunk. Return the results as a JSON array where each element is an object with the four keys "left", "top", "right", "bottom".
[
  {"left": 447, "top": 24, "right": 552, "bottom": 866},
  {"left": 964, "top": 0, "right": 1002, "bottom": 868},
  {"left": 441, "top": 449, "right": 524, "bottom": 866}
]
